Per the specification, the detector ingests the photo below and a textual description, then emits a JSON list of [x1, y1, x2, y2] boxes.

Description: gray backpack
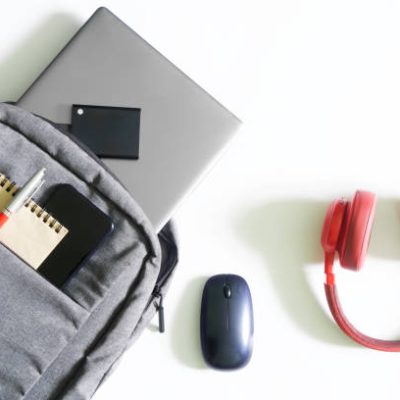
[[0, 102, 178, 399]]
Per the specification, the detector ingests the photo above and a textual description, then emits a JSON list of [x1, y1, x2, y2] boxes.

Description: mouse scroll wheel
[[223, 285, 232, 299]]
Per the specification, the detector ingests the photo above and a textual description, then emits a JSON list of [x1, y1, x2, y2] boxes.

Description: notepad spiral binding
[[0, 173, 65, 234], [0, 174, 17, 194]]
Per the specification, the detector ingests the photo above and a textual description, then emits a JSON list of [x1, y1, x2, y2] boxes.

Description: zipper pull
[[154, 289, 165, 333]]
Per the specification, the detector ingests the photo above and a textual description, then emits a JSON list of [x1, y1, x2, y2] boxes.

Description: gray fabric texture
[[0, 103, 162, 400]]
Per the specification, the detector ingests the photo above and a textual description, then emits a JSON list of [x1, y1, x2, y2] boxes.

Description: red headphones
[[321, 190, 400, 351]]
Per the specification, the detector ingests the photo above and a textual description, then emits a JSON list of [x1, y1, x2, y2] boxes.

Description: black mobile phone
[[38, 184, 114, 288]]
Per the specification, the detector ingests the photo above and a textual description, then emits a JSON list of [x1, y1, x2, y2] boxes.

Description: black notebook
[[38, 184, 114, 288]]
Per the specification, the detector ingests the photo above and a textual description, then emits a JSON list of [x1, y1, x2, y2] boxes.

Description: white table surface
[[3, 1, 400, 399]]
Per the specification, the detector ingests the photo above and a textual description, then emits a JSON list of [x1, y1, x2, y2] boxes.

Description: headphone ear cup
[[321, 199, 348, 254], [338, 191, 376, 271]]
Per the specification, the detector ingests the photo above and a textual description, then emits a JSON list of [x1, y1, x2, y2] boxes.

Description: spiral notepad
[[0, 173, 68, 269]]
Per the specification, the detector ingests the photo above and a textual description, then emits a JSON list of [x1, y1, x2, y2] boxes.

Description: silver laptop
[[18, 7, 241, 231]]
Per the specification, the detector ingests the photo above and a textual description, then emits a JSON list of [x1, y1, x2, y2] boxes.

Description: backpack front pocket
[[0, 245, 89, 400]]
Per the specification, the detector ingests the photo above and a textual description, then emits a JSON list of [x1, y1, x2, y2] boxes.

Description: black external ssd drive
[[71, 104, 141, 159]]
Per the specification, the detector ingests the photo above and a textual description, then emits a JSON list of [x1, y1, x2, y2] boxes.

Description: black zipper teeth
[[154, 240, 178, 290], [154, 272, 171, 294], [149, 259, 176, 304], [152, 258, 176, 296], [155, 262, 175, 289]]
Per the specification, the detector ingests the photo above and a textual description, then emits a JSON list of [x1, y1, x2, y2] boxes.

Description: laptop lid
[[17, 7, 241, 231]]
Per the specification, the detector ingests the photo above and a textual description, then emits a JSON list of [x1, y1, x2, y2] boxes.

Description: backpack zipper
[[151, 223, 178, 333], [152, 286, 165, 333]]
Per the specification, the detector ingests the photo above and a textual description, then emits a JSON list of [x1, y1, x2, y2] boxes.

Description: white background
[[2, 1, 400, 399]]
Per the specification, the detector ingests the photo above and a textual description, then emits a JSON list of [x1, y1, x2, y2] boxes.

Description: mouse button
[[233, 277, 251, 299], [202, 289, 228, 330], [226, 283, 253, 332], [223, 284, 232, 298]]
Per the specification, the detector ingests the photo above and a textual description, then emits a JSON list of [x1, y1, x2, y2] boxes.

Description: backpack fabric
[[0, 103, 176, 400]]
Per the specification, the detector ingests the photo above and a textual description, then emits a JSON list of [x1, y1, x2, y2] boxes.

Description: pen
[[0, 168, 46, 228]]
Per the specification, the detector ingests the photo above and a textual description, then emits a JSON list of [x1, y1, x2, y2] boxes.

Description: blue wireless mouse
[[200, 274, 254, 369]]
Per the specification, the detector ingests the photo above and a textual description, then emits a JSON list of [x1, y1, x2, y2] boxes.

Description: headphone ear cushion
[[338, 191, 376, 271], [321, 199, 348, 253]]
